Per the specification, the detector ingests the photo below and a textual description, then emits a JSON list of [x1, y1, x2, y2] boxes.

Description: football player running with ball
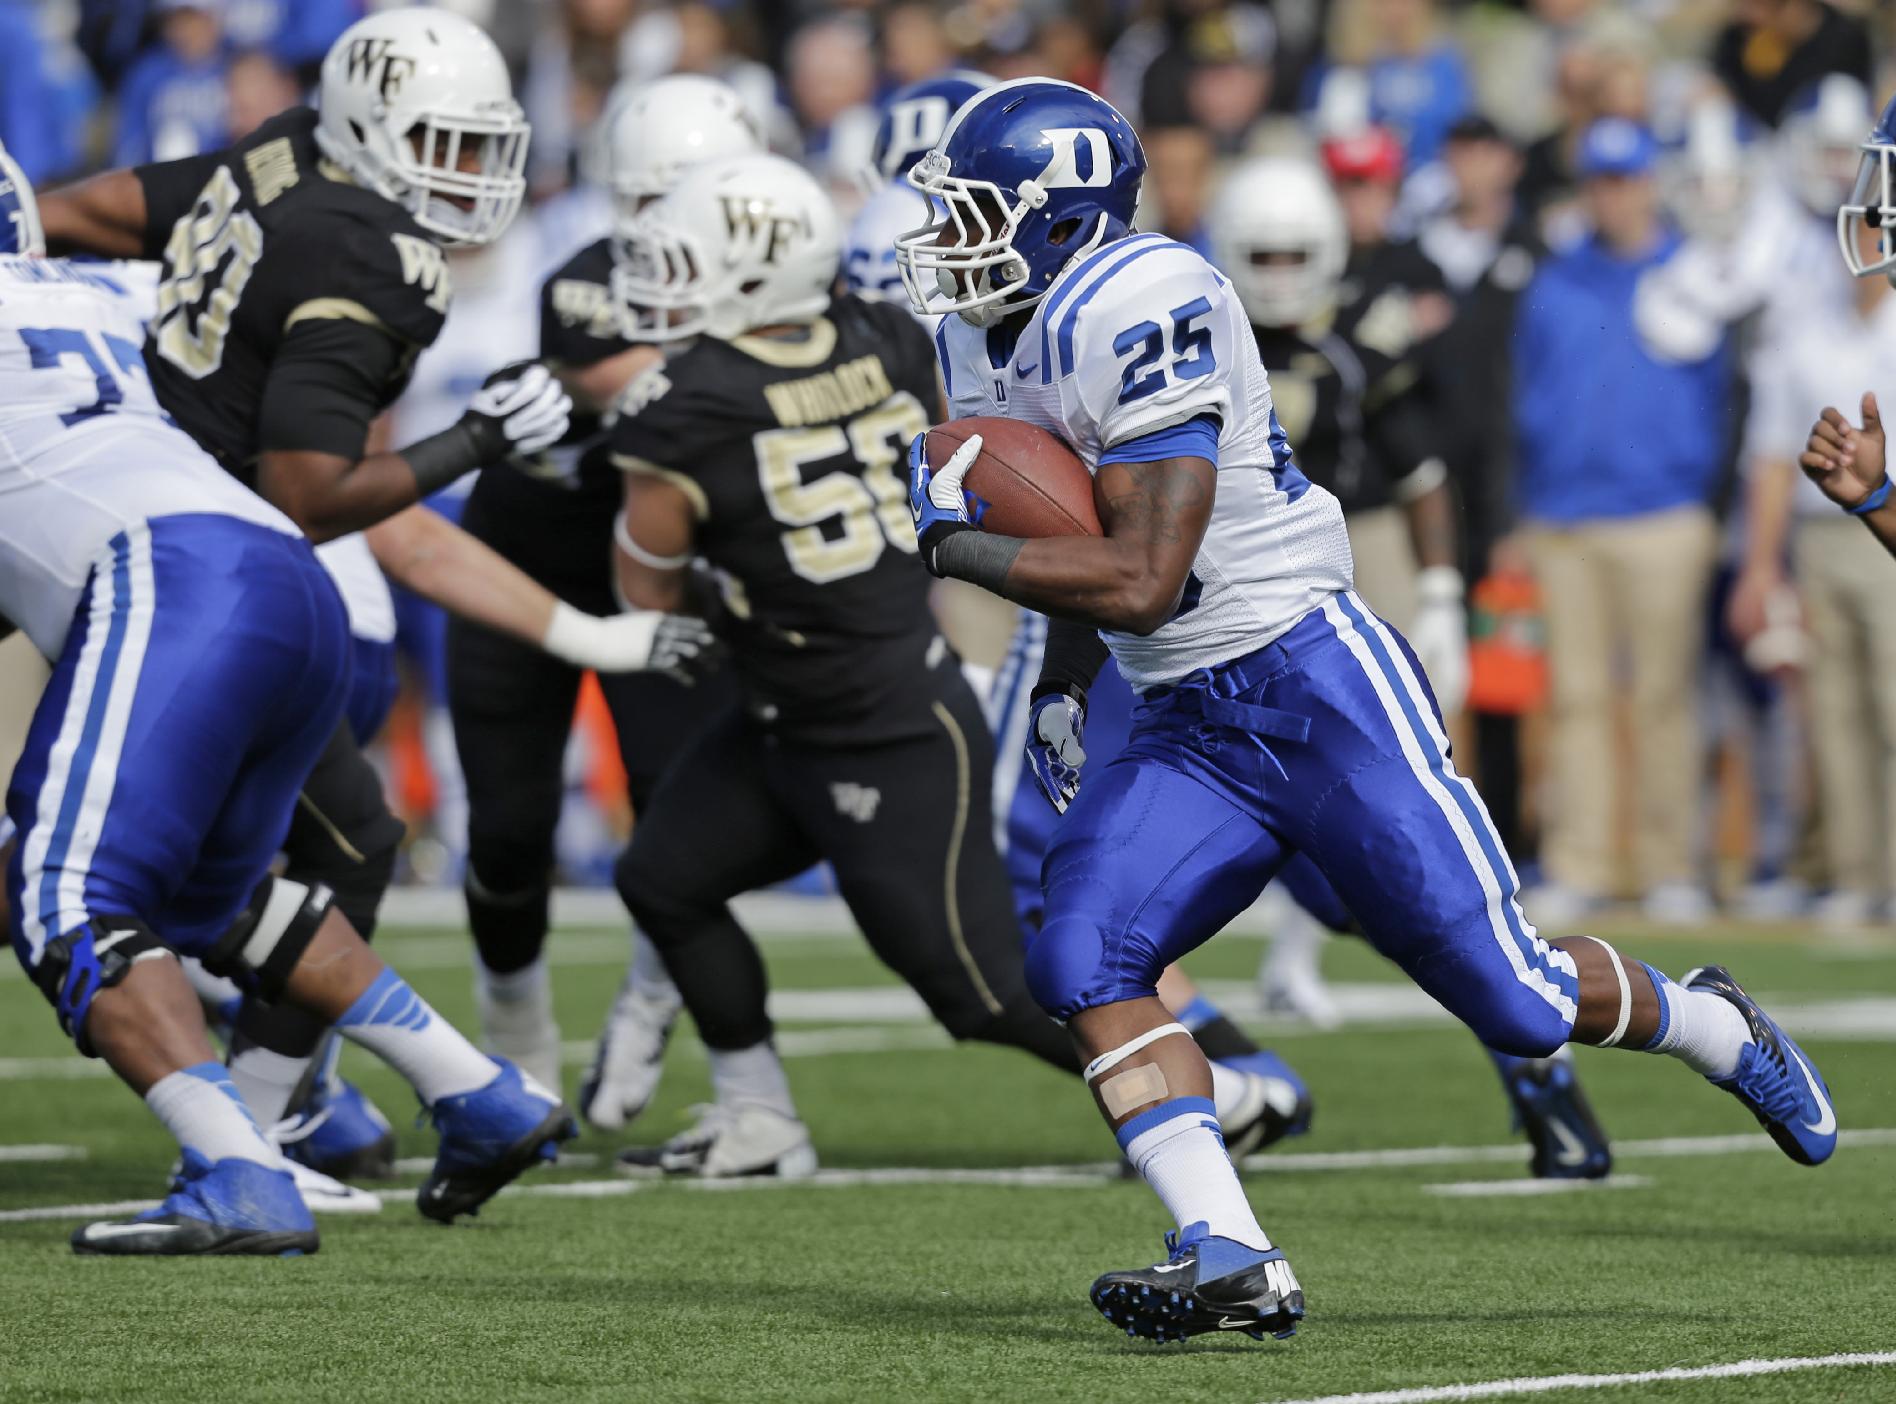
[[900, 80, 1838, 1343]]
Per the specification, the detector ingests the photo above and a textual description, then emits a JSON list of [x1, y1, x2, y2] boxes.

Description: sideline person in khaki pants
[[1508, 118, 1732, 924]]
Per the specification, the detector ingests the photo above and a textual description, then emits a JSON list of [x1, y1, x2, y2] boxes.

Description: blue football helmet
[[0, 140, 43, 257], [894, 79, 1146, 326], [865, 70, 994, 190], [1839, 91, 1896, 278]]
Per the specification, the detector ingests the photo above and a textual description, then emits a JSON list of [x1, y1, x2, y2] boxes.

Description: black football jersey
[[462, 237, 626, 586], [609, 295, 946, 744], [133, 106, 449, 481], [1252, 321, 1438, 516], [1334, 237, 1450, 363]]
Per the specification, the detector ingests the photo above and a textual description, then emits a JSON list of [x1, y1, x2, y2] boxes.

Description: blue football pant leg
[[1030, 753, 1288, 1021], [1283, 596, 1578, 1057]]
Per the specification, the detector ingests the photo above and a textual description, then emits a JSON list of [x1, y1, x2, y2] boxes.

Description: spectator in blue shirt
[[1308, 0, 1473, 166], [0, 1, 67, 184], [114, 0, 232, 167], [1511, 118, 1731, 927]]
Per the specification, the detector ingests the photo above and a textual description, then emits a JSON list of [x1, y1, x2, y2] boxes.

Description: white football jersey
[[843, 182, 933, 316], [0, 257, 292, 659], [935, 234, 1353, 689]]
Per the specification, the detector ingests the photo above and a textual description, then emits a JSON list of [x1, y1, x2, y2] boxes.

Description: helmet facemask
[[384, 107, 528, 247], [1839, 143, 1896, 279]]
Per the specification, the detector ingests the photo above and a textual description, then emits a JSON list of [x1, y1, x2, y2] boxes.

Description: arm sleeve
[[1033, 616, 1111, 701], [131, 148, 226, 258], [1071, 244, 1239, 452], [256, 318, 412, 461]]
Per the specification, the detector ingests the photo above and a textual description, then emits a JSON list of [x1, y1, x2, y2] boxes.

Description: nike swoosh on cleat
[[1788, 1048, 1837, 1136], [1547, 1117, 1591, 1167], [81, 1223, 180, 1241], [1151, 1262, 1192, 1273], [1216, 1317, 1254, 1330]]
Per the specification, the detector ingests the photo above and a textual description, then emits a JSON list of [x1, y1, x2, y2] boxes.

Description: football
[[926, 416, 1103, 538]]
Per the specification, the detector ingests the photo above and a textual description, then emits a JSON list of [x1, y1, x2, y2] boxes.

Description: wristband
[[930, 528, 1022, 591], [1849, 477, 1893, 516], [398, 419, 496, 497]]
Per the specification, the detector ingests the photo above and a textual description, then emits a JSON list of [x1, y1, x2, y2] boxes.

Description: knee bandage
[[202, 876, 334, 1001], [1577, 935, 1634, 1047], [1085, 1022, 1191, 1118]]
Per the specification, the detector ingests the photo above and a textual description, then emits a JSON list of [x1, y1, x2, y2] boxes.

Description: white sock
[[1208, 1060, 1247, 1122], [1119, 1098, 1271, 1251], [146, 1062, 285, 1168], [1642, 965, 1752, 1078], [337, 969, 498, 1103], [629, 929, 679, 1004], [227, 1044, 314, 1126], [479, 956, 548, 1004], [708, 1041, 798, 1118]]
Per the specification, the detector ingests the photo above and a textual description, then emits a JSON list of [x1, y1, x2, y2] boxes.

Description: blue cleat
[[1088, 1223, 1303, 1343], [72, 1150, 317, 1256], [417, 1059, 577, 1222], [1490, 1051, 1612, 1179], [279, 1078, 397, 1182], [1683, 966, 1838, 1166], [1216, 1050, 1314, 1157]]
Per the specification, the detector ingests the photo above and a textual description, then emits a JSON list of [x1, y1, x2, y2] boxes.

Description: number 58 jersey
[[935, 234, 1354, 689]]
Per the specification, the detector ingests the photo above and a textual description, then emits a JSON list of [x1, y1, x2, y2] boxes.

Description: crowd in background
[[7, 0, 1896, 929]]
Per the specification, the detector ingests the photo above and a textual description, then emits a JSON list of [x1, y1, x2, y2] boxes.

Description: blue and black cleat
[[1683, 965, 1838, 1166], [417, 1059, 577, 1222], [1089, 1223, 1304, 1344], [72, 1150, 318, 1257], [279, 1078, 398, 1182], [1217, 1049, 1314, 1157], [1490, 1051, 1612, 1179]]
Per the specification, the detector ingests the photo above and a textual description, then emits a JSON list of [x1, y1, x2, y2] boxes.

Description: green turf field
[[2, 917, 1892, 1404]]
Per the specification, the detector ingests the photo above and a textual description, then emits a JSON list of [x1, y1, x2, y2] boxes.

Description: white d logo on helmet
[[1038, 128, 1111, 189]]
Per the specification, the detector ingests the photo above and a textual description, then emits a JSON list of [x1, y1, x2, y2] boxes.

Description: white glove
[[542, 601, 717, 679], [470, 362, 573, 457], [1408, 565, 1469, 715]]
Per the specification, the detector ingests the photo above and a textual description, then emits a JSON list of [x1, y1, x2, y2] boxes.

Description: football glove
[[907, 430, 983, 570], [1408, 565, 1469, 715], [1026, 688, 1087, 814], [542, 602, 721, 682], [467, 361, 573, 460]]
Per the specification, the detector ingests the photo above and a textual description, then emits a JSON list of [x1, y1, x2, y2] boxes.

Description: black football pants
[[613, 663, 1077, 1074]]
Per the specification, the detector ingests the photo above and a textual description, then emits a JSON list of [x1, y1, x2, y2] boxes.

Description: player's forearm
[[1399, 475, 1458, 571], [1740, 458, 1796, 576], [1856, 500, 1896, 556], [365, 507, 556, 646], [37, 170, 148, 258], [260, 449, 432, 543], [939, 532, 1185, 636]]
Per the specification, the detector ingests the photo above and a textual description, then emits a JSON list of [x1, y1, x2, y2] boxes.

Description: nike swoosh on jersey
[[1014, 361, 1038, 379], [1790, 1048, 1837, 1135]]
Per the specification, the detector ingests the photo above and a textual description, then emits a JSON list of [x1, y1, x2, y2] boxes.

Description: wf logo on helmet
[[346, 38, 417, 102], [721, 196, 812, 265]]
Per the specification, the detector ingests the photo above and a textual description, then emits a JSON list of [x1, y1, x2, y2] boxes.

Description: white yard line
[[1260, 1352, 1896, 1404], [0, 1145, 85, 1163], [1422, 1175, 1650, 1198], [1242, 1127, 1896, 1172]]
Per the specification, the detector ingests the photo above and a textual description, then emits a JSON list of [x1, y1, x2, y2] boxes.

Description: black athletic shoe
[[1089, 1222, 1303, 1343], [1492, 1053, 1612, 1179]]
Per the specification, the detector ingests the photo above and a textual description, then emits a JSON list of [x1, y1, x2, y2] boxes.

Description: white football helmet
[[601, 75, 765, 249], [612, 154, 840, 343], [1779, 74, 1872, 218], [1207, 157, 1347, 329], [315, 7, 529, 247]]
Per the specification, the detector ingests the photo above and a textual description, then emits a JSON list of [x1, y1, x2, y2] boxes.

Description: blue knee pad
[[1024, 914, 1161, 1021]]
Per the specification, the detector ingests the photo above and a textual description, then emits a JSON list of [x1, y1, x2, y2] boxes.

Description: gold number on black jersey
[[754, 391, 928, 584], [152, 166, 263, 379]]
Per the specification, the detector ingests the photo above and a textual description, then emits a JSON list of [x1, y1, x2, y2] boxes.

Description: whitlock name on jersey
[[0, 257, 294, 658], [934, 234, 1354, 689]]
